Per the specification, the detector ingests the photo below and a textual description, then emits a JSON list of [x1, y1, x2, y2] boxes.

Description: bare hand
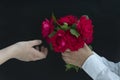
[[2, 40, 48, 62], [62, 43, 93, 67]]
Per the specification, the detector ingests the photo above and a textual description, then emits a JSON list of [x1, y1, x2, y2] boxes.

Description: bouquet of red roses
[[41, 14, 93, 71]]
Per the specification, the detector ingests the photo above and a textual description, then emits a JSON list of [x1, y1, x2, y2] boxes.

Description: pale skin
[[0, 40, 48, 65], [62, 43, 93, 67]]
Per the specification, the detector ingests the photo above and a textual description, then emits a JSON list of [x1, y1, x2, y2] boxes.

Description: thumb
[[28, 40, 42, 46]]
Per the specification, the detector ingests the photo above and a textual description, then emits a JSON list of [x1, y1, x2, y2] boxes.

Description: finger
[[35, 46, 39, 51], [36, 47, 48, 59], [78, 43, 87, 51], [29, 54, 41, 61], [60, 50, 70, 57], [84, 43, 90, 48], [65, 49, 71, 52], [61, 52, 68, 56], [62, 55, 67, 59], [28, 40, 42, 46], [43, 47, 48, 56], [31, 48, 42, 56], [30, 50, 46, 61], [41, 46, 48, 56], [41, 46, 44, 52], [32, 47, 47, 59], [84, 43, 91, 50], [84, 43, 88, 47], [61, 53, 71, 58], [62, 57, 70, 64], [31, 53, 43, 61], [41, 46, 48, 57]]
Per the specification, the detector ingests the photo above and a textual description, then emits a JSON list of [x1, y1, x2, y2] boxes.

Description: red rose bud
[[50, 30, 68, 52], [58, 15, 78, 26], [76, 15, 93, 44], [66, 30, 85, 51], [41, 19, 54, 38]]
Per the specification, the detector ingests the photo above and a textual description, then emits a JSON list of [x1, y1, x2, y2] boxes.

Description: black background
[[0, 0, 120, 80]]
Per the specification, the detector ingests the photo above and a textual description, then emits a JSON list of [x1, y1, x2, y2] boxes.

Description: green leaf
[[52, 13, 60, 25], [52, 13, 57, 23], [60, 23, 70, 30], [70, 29, 80, 38], [48, 31, 56, 38], [65, 64, 80, 72], [74, 67, 80, 72], [65, 64, 73, 71], [49, 43, 53, 50], [71, 24, 76, 29], [83, 15, 89, 19], [56, 26, 61, 30]]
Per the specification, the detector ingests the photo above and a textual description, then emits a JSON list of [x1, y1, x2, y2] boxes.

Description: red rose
[[58, 15, 78, 26], [50, 30, 68, 52], [77, 15, 93, 44], [66, 30, 84, 51], [41, 19, 54, 38]]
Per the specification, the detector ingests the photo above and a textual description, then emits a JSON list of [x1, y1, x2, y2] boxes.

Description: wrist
[[0, 47, 15, 65], [0, 50, 12, 61], [0, 45, 18, 60], [80, 51, 93, 67]]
